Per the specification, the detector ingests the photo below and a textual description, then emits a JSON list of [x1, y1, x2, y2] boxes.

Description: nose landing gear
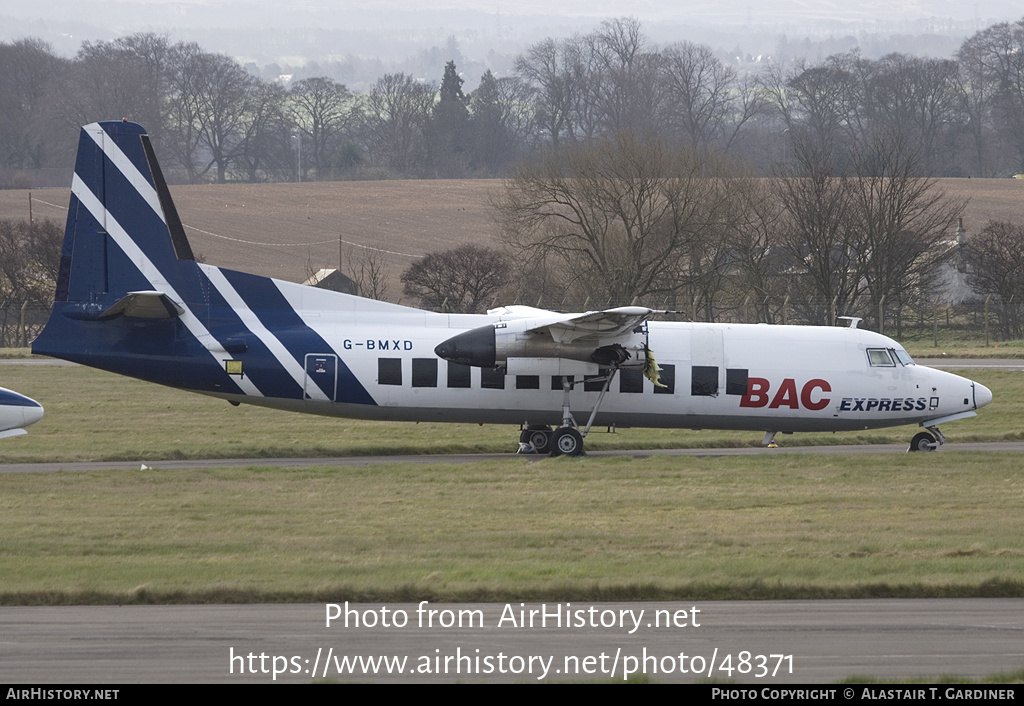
[[908, 426, 945, 452]]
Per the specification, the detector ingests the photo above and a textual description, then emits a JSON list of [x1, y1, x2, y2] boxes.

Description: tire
[[550, 427, 584, 457], [908, 431, 937, 452], [519, 425, 552, 454]]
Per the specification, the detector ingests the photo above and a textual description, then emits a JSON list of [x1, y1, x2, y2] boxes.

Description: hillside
[[2, 177, 1022, 304]]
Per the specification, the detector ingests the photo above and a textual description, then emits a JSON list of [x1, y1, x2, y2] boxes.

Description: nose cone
[[23, 402, 44, 428], [0, 387, 44, 436], [974, 382, 993, 409], [434, 326, 497, 368]]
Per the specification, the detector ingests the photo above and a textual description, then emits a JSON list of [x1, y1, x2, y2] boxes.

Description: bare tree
[[233, 79, 289, 182], [773, 167, 866, 325], [344, 246, 390, 302], [288, 77, 360, 179], [774, 130, 965, 330], [659, 41, 763, 156], [724, 180, 788, 323], [956, 33, 1001, 176], [963, 220, 1024, 338], [0, 39, 67, 173], [955, 20, 1024, 175], [582, 17, 663, 138], [362, 73, 435, 175], [764, 55, 862, 175], [0, 218, 61, 345], [401, 244, 509, 313], [850, 134, 966, 335], [868, 54, 962, 177], [64, 34, 172, 145], [515, 37, 578, 147], [495, 131, 745, 310], [166, 45, 259, 182]]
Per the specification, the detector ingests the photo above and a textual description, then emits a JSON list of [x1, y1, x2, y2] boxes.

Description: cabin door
[[304, 353, 338, 401]]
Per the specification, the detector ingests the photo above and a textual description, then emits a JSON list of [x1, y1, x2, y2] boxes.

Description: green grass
[[1, 364, 1020, 463], [1, 453, 1022, 604], [842, 667, 1024, 684], [2, 360, 1023, 606], [906, 341, 1024, 359], [0, 347, 35, 359]]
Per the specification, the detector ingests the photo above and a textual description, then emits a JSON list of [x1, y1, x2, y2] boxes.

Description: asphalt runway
[[1, 599, 1021, 683], [2, 441, 1024, 475]]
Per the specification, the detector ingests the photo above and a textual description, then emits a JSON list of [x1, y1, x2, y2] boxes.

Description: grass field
[[1, 452, 1022, 605], [0, 362, 1022, 604]]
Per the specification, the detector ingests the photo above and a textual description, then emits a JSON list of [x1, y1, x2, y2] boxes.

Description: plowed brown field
[[2, 177, 1021, 302]]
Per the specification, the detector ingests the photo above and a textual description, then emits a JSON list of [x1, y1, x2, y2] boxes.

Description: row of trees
[[1, 204, 1020, 347], [4, 16, 1024, 184], [405, 131, 969, 338], [398, 131, 1024, 341]]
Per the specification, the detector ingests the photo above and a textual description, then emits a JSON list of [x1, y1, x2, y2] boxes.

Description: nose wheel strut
[[908, 426, 945, 452]]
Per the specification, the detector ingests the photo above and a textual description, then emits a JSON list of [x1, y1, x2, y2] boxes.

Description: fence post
[[19, 301, 28, 347], [984, 295, 991, 347]]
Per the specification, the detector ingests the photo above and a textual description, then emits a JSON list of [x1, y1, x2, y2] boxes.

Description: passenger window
[[585, 369, 611, 391], [481, 367, 505, 389], [653, 364, 676, 395], [867, 349, 895, 367], [412, 358, 437, 387], [516, 375, 540, 390], [691, 366, 718, 396], [378, 358, 402, 385], [447, 362, 471, 388], [551, 376, 575, 390], [726, 368, 748, 396], [619, 369, 644, 393]]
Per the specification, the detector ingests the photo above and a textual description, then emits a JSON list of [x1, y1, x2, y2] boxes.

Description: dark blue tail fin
[[33, 121, 376, 406], [32, 121, 219, 387], [55, 120, 196, 306]]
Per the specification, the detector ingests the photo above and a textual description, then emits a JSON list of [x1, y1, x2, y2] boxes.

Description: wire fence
[[0, 304, 52, 348]]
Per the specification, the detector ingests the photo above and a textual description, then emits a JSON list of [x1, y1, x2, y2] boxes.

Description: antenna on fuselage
[[837, 316, 862, 329]]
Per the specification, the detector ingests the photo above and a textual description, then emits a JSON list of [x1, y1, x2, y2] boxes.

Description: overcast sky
[[3, 0, 1022, 71]]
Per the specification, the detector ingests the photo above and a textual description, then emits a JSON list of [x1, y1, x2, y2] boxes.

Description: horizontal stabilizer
[[100, 291, 185, 319]]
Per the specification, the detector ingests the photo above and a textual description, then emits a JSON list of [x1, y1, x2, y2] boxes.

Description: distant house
[[933, 219, 973, 306], [302, 268, 358, 295]]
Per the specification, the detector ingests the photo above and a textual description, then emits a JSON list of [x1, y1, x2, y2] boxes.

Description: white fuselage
[[210, 279, 990, 435]]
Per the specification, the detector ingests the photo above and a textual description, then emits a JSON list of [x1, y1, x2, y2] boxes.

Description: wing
[[538, 306, 659, 344]]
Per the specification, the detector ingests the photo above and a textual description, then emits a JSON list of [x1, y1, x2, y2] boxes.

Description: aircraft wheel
[[528, 424, 552, 450], [519, 425, 552, 454], [908, 431, 937, 452], [550, 427, 584, 457]]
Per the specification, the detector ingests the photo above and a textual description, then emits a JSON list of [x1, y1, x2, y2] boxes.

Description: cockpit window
[[892, 348, 915, 366], [867, 348, 895, 367]]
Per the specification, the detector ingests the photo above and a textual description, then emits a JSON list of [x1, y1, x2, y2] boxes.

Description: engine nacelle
[[434, 320, 647, 370]]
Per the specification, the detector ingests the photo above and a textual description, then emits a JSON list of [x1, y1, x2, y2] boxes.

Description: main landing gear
[[517, 370, 620, 457]]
